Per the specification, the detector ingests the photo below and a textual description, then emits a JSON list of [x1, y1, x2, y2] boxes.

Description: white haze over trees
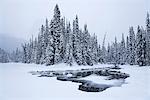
[[0, 0, 150, 46]]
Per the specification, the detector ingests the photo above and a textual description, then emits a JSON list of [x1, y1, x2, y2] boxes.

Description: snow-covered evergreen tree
[[101, 34, 107, 64], [146, 13, 150, 65], [45, 43, 54, 66], [26, 43, 31, 63], [64, 22, 73, 66], [45, 20, 55, 65], [36, 32, 42, 64], [59, 18, 66, 62], [129, 26, 136, 65], [136, 26, 146, 66], [120, 33, 126, 65], [114, 37, 119, 65], [82, 24, 93, 66], [80, 29, 86, 65], [22, 43, 28, 63], [29, 36, 35, 63], [97, 44, 103, 63], [12, 48, 22, 62], [0, 48, 9, 63], [61, 18, 66, 62], [33, 38, 38, 64], [106, 43, 111, 63], [109, 43, 115, 64], [91, 34, 98, 64], [44, 18, 49, 48], [126, 36, 130, 64], [141, 27, 147, 66], [72, 16, 83, 65], [52, 4, 63, 64], [40, 25, 46, 64]]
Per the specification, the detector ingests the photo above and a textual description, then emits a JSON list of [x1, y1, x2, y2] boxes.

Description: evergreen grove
[[1, 5, 150, 67]]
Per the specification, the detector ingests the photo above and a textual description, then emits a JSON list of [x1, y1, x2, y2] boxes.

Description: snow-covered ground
[[80, 75, 125, 86], [0, 63, 150, 100]]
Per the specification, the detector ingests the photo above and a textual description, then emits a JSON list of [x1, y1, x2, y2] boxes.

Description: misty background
[[0, 0, 150, 52]]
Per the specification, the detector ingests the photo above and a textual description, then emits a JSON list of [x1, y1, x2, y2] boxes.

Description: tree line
[[1, 4, 150, 67]]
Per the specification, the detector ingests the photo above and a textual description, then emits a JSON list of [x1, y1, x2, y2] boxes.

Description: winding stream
[[29, 67, 129, 92]]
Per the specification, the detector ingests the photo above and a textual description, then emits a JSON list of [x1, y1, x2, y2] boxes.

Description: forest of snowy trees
[[1, 5, 150, 67]]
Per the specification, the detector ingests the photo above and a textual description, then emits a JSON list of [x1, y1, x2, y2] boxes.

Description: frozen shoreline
[[0, 63, 150, 100]]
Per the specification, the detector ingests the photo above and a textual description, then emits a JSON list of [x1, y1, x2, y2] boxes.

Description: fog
[[0, 0, 149, 46]]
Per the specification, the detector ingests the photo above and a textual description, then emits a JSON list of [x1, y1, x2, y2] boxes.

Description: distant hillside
[[0, 34, 26, 53]]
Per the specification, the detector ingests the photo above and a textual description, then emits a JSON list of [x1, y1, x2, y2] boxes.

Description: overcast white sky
[[0, 0, 150, 45]]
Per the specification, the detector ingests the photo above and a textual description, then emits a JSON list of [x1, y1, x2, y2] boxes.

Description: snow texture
[[0, 63, 150, 100]]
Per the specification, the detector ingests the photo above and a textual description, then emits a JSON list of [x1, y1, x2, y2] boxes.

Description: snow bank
[[0, 63, 150, 100], [80, 75, 124, 86]]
